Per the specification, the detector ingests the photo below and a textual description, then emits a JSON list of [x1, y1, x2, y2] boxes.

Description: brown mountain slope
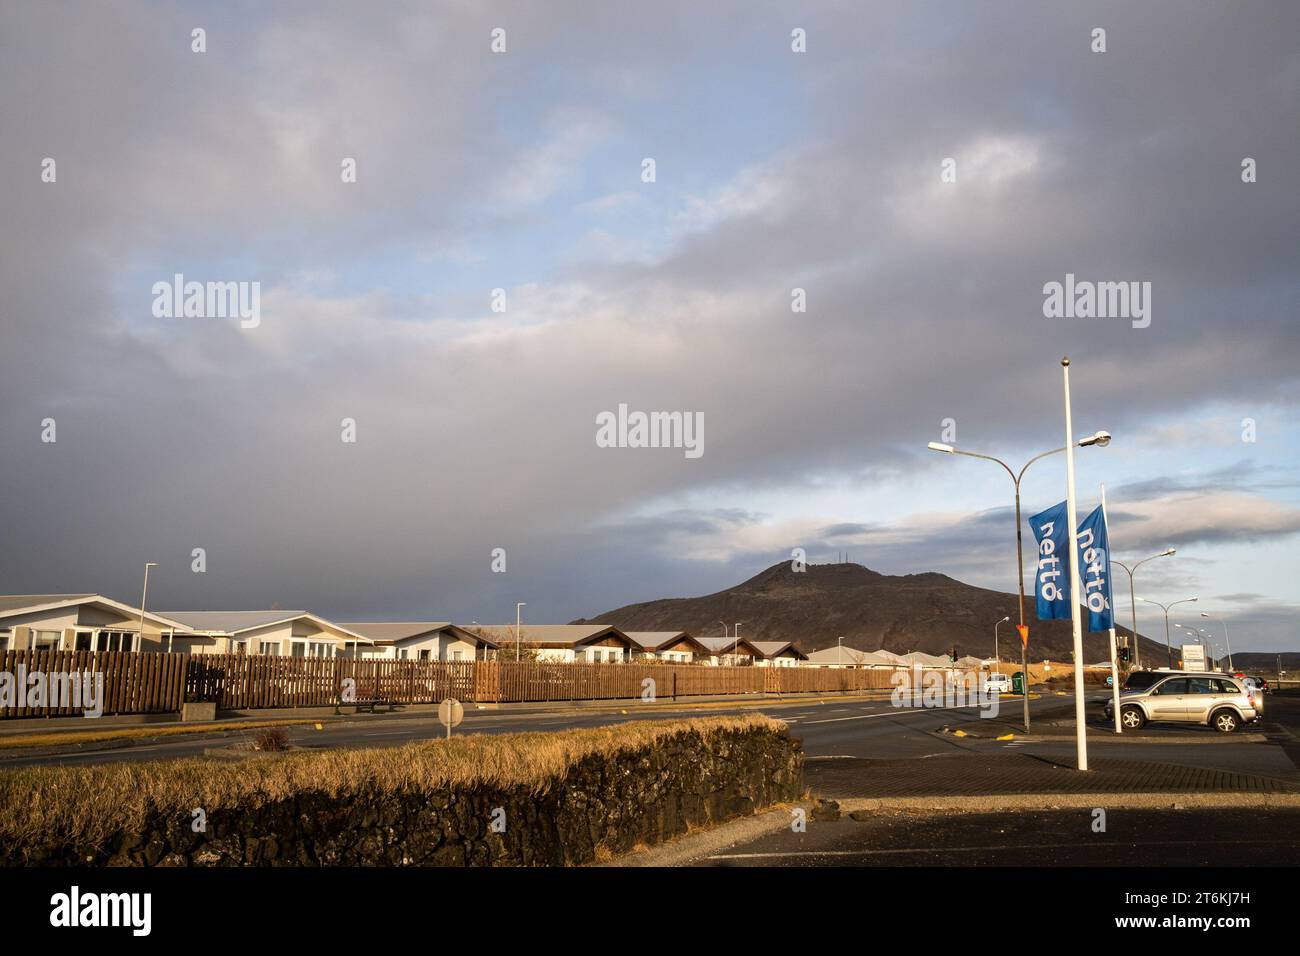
[[573, 562, 1169, 664]]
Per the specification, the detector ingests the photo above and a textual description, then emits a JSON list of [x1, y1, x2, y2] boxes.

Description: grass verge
[[0, 714, 786, 850]]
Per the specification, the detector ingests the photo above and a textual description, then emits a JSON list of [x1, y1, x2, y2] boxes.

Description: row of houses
[[802, 646, 991, 669], [0, 594, 808, 666]]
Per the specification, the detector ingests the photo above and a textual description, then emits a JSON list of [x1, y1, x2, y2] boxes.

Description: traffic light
[[1119, 647, 1130, 663], [950, 646, 957, 663]]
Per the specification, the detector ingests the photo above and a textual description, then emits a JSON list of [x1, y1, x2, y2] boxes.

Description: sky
[[2, 1, 1297, 651]]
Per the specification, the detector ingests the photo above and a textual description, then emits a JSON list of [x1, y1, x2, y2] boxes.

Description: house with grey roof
[[0, 593, 193, 653], [694, 635, 763, 666], [159, 610, 372, 657], [624, 630, 709, 663], [748, 640, 808, 667], [338, 622, 497, 661], [803, 646, 903, 668], [467, 624, 636, 663]]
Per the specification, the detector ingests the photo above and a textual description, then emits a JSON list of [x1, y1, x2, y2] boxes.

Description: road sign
[[1016, 624, 1029, 647], [439, 697, 464, 738], [1181, 644, 1206, 671]]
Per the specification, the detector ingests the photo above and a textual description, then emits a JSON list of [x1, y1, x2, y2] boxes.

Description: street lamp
[[1140, 596, 1198, 667], [926, 429, 1110, 732], [514, 602, 526, 662], [1201, 612, 1234, 671], [137, 562, 157, 653], [993, 616, 1010, 673], [1112, 549, 1176, 670]]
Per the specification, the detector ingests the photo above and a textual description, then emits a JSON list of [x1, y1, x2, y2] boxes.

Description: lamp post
[[514, 602, 526, 662], [1201, 612, 1233, 671], [1140, 596, 1198, 667], [927, 429, 1110, 733], [1112, 549, 1175, 670], [993, 616, 1009, 673], [137, 562, 157, 653]]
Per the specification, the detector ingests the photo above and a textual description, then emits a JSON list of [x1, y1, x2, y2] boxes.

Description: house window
[[451, 650, 464, 662], [259, 641, 280, 656], [75, 632, 93, 651], [291, 642, 307, 658], [398, 648, 409, 660], [33, 630, 61, 651], [0, 629, 9, 652]]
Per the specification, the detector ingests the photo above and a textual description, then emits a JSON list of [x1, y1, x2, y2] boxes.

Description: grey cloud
[[1, 1, 1297, 647]]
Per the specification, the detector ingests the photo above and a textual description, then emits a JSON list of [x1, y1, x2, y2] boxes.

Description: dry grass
[[0, 714, 784, 850], [251, 726, 290, 752], [0, 718, 321, 751]]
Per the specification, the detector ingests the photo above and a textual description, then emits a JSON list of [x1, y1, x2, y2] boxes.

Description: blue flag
[[1076, 505, 1114, 632], [1029, 500, 1071, 620]]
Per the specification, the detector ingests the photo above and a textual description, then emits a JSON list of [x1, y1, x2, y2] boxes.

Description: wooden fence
[[0, 649, 187, 719], [0, 652, 921, 718]]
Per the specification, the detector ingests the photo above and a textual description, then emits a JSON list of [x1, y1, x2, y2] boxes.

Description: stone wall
[[9, 721, 803, 866]]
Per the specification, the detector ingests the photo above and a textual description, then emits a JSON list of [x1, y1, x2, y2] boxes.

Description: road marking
[[806, 755, 859, 760], [803, 705, 985, 725]]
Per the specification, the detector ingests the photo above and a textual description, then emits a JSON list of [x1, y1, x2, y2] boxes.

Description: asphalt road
[[6, 690, 1300, 787], [1, 691, 1059, 767]]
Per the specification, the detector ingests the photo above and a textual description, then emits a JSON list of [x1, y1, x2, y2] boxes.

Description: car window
[[1153, 678, 1188, 695], [1124, 672, 1160, 690], [1187, 677, 1217, 694], [1213, 678, 1239, 693]]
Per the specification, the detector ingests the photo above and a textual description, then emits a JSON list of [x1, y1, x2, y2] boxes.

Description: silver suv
[[1103, 672, 1261, 733]]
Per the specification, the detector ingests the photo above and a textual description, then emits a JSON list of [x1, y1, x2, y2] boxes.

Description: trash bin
[[1011, 671, 1025, 695]]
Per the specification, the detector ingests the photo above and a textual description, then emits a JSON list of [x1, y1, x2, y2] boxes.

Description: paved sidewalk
[[807, 752, 1300, 798]]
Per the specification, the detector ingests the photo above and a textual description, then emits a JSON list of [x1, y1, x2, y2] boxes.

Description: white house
[[898, 651, 953, 668], [159, 610, 373, 657], [338, 622, 497, 661], [694, 636, 763, 666], [625, 631, 708, 663], [0, 594, 193, 653], [748, 641, 808, 667], [804, 646, 906, 669], [469, 624, 637, 663]]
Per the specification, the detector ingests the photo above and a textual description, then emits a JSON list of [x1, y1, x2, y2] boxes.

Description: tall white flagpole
[[1061, 357, 1089, 771], [1101, 483, 1122, 734]]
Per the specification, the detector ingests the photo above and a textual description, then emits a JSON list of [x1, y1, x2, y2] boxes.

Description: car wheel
[[1121, 706, 1145, 730], [1211, 709, 1239, 733]]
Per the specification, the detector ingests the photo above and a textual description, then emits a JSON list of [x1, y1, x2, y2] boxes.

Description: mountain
[[1225, 652, 1300, 673], [573, 561, 1170, 664]]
